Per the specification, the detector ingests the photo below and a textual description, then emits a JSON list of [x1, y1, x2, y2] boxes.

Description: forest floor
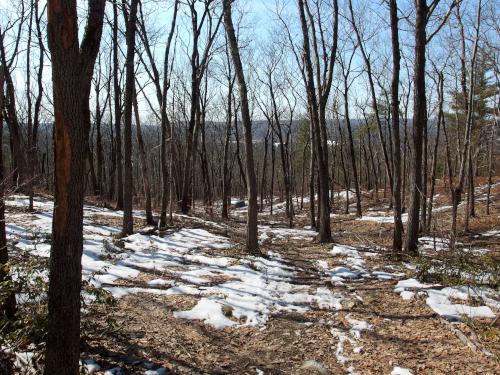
[[3, 179, 499, 374]]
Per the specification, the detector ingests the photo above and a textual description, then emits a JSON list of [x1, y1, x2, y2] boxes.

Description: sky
[[0, 0, 497, 125]]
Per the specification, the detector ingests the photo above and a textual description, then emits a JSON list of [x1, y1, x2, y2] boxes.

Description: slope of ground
[[2, 180, 499, 374]]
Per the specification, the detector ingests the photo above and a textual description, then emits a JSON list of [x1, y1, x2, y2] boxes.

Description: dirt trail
[[84, 237, 499, 374]]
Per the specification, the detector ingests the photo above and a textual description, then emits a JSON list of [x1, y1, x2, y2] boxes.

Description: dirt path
[[83, 238, 499, 374]]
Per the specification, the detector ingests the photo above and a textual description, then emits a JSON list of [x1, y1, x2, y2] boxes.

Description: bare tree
[[44, 0, 106, 373], [296, 0, 338, 242], [389, 0, 404, 253], [122, 0, 139, 236], [222, 0, 259, 254], [0, 62, 16, 321], [113, 0, 124, 209], [180, 0, 222, 214], [0, 7, 28, 191]]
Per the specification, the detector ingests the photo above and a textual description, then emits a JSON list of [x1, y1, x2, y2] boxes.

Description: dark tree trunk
[[390, 0, 404, 254], [260, 124, 270, 212], [0, 64, 16, 321], [309, 119, 316, 229], [0, 35, 27, 190], [134, 89, 155, 225], [426, 72, 443, 232], [404, 0, 427, 254], [44, 1, 106, 373], [223, 0, 259, 254], [486, 119, 495, 215], [222, 73, 233, 219], [121, 0, 139, 236], [342, 83, 362, 217], [298, 0, 333, 242], [113, 0, 124, 210]]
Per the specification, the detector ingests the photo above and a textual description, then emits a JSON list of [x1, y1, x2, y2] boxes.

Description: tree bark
[[297, 0, 333, 242], [44, 0, 106, 373], [223, 0, 259, 254], [113, 0, 124, 210], [0, 63, 16, 321], [122, 0, 139, 236], [404, 0, 427, 254], [390, 0, 404, 253], [134, 89, 154, 225], [427, 72, 443, 232]]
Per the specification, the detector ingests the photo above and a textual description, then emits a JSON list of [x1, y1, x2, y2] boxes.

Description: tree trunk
[[390, 0, 404, 254], [113, 0, 123, 210], [0, 64, 16, 321], [0, 36, 27, 190], [95, 96, 104, 196], [298, 0, 332, 242], [222, 79, 233, 219], [223, 0, 259, 254], [44, 1, 106, 373], [486, 119, 495, 215], [450, 0, 481, 248], [122, 0, 139, 236], [343, 85, 362, 217], [404, 0, 427, 254], [427, 72, 443, 232], [134, 89, 155, 225]]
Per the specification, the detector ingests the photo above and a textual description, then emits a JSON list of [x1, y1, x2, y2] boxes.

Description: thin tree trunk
[[222, 78, 233, 219], [390, 0, 403, 253], [343, 85, 362, 217], [113, 0, 123, 210], [134, 89, 154, 225], [486, 119, 495, 215], [223, 0, 259, 254], [404, 0, 428, 254], [450, 0, 481, 248], [427, 72, 443, 232], [0, 63, 16, 321], [121, 0, 138, 236]]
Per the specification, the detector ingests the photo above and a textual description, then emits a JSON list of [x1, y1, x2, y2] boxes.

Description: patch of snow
[[477, 230, 500, 238], [80, 359, 101, 374], [147, 278, 174, 286], [104, 368, 123, 375], [144, 369, 168, 375], [391, 367, 413, 375], [395, 280, 497, 321], [357, 212, 408, 224], [174, 298, 237, 329], [400, 291, 415, 300], [426, 288, 495, 321], [394, 278, 436, 292], [329, 314, 372, 372], [258, 225, 317, 243], [345, 316, 372, 339]]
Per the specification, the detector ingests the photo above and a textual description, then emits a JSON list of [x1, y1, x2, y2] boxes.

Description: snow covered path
[[5, 195, 499, 374], [6, 195, 341, 330]]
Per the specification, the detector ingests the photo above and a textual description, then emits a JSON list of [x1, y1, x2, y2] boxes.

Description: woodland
[[0, 0, 498, 374]]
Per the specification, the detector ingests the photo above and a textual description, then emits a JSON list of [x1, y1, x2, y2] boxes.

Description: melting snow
[[391, 367, 413, 375], [6, 195, 345, 330], [395, 279, 497, 321], [357, 212, 408, 224]]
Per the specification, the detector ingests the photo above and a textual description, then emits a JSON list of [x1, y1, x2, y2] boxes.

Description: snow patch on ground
[[330, 315, 372, 373], [258, 225, 317, 243], [357, 212, 408, 224], [6, 195, 345, 330], [395, 279, 497, 321], [322, 244, 396, 284], [391, 367, 413, 375]]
